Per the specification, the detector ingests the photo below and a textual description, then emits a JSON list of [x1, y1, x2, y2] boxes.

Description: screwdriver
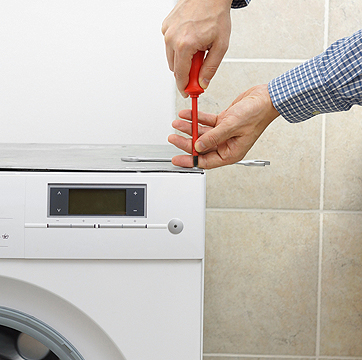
[[185, 51, 205, 168]]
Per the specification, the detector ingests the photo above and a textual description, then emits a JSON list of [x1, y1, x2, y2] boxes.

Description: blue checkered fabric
[[231, 0, 250, 9], [269, 29, 362, 123]]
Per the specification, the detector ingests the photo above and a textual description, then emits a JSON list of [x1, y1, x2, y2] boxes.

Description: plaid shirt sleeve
[[231, 0, 251, 9], [268, 29, 362, 123]]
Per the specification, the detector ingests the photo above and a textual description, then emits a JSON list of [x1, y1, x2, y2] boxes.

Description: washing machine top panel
[[0, 143, 203, 173]]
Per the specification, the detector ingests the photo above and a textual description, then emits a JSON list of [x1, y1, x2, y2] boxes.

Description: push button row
[[25, 223, 167, 229], [25, 218, 183, 234]]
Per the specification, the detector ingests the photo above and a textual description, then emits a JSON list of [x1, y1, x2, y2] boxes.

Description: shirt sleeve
[[231, 0, 251, 9], [268, 29, 362, 123]]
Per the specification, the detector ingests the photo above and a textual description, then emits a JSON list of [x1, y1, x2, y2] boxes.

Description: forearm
[[269, 29, 362, 123]]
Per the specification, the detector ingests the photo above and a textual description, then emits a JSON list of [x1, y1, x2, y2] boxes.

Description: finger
[[172, 119, 192, 137], [198, 45, 228, 90], [178, 109, 218, 127], [172, 119, 213, 138], [165, 47, 175, 72], [168, 134, 192, 154], [174, 49, 193, 98], [171, 154, 194, 168], [178, 109, 192, 121], [162, 21, 176, 72]]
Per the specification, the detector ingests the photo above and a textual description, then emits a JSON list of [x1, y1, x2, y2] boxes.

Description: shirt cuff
[[231, 0, 250, 9], [268, 56, 351, 123]]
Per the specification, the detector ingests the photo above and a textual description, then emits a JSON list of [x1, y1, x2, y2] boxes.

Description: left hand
[[168, 84, 280, 169]]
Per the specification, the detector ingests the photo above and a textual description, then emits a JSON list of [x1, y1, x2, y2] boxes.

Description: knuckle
[[175, 38, 194, 53], [161, 22, 167, 35]]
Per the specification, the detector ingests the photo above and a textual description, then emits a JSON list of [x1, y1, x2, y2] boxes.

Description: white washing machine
[[0, 144, 205, 360]]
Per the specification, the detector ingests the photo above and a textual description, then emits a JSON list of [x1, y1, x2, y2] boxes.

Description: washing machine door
[[0, 274, 127, 360], [0, 307, 83, 360]]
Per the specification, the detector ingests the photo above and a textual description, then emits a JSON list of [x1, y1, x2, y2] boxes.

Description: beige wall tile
[[321, 213, 362, 356], [204, 211, 319, 355], [324, 107, 362, 210], [319, 359, 362, 360], [320, 359, 362, 360], [227, 0, 324, 59], [206, 114, 321, 210], [176, 62, 322, 210], [204, 358, 310, 360], [177, 62, 301, 116], [329, 0, 362, 44]]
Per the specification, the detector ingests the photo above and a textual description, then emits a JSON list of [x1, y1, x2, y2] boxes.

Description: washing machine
[[0, 144, 205, 360]]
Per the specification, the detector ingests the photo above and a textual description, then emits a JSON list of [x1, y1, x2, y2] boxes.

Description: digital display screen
[[68, 189, 127, 215]]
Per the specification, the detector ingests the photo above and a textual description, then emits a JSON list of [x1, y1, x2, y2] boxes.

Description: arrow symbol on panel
[[57, 191, 62, 195], [57, 208, 62, 213]]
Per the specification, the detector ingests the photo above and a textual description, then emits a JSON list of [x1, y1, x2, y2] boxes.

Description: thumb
[[195, 116, 234, 153], [198, 46, 227, 90]]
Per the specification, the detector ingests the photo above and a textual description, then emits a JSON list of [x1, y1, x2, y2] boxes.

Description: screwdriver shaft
[[191, 96, 199, 167]]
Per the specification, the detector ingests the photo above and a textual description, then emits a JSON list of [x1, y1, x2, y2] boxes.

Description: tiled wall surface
[[175, 0, 362, 358]]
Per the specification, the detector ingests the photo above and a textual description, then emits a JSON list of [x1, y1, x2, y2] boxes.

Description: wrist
[[266, 86, 280, 121]]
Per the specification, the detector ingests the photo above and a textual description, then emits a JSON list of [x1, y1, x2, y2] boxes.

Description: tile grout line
[[316, 0, 330, 357], [316, 211, 323, 359], [206, 208, 362, 214], [316, 113, 326, 358]]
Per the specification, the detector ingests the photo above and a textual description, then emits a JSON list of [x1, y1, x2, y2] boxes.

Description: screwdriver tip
[[193, 156, 198, 168]]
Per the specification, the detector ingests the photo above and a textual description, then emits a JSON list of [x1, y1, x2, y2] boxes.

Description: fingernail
[[200, 78, 210, 90], [195, 140, 206, 152]]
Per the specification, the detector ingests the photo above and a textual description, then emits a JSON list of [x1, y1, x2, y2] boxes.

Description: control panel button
[[99, 224, 123, 229], [123, 224, 146, 229], [49, 188, 69, 216], [126, 188, 145, 217], [146, 224, 168, 229], [25, 223, 47, 228], [168, 219, 184, 235], [71, 224, 95, 228], [47, 224, 71, 228]]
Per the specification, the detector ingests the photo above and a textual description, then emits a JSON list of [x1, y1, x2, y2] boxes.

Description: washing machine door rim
[[0, 306, 84, 360]]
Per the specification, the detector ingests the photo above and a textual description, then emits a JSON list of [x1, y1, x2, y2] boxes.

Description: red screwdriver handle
[[185, 51, 205, 96], [185, 51, 205, 165]]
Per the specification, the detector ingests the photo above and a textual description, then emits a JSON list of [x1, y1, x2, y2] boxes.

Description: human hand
[[161, 0, 233, 97], [168, 84, 280, 169]]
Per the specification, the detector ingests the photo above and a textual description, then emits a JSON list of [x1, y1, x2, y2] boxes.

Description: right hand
[[161, 0, 233, 97]]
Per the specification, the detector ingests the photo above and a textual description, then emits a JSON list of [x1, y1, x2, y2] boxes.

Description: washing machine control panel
[[0, 172, 205, 259], [49, 184, 146, 217]]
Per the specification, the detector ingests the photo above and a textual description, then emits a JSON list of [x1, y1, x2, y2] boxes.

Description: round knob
[[168, 219, 184, 235]]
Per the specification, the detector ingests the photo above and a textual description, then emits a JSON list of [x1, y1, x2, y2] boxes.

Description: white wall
[[0, 0, 175, 144]]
